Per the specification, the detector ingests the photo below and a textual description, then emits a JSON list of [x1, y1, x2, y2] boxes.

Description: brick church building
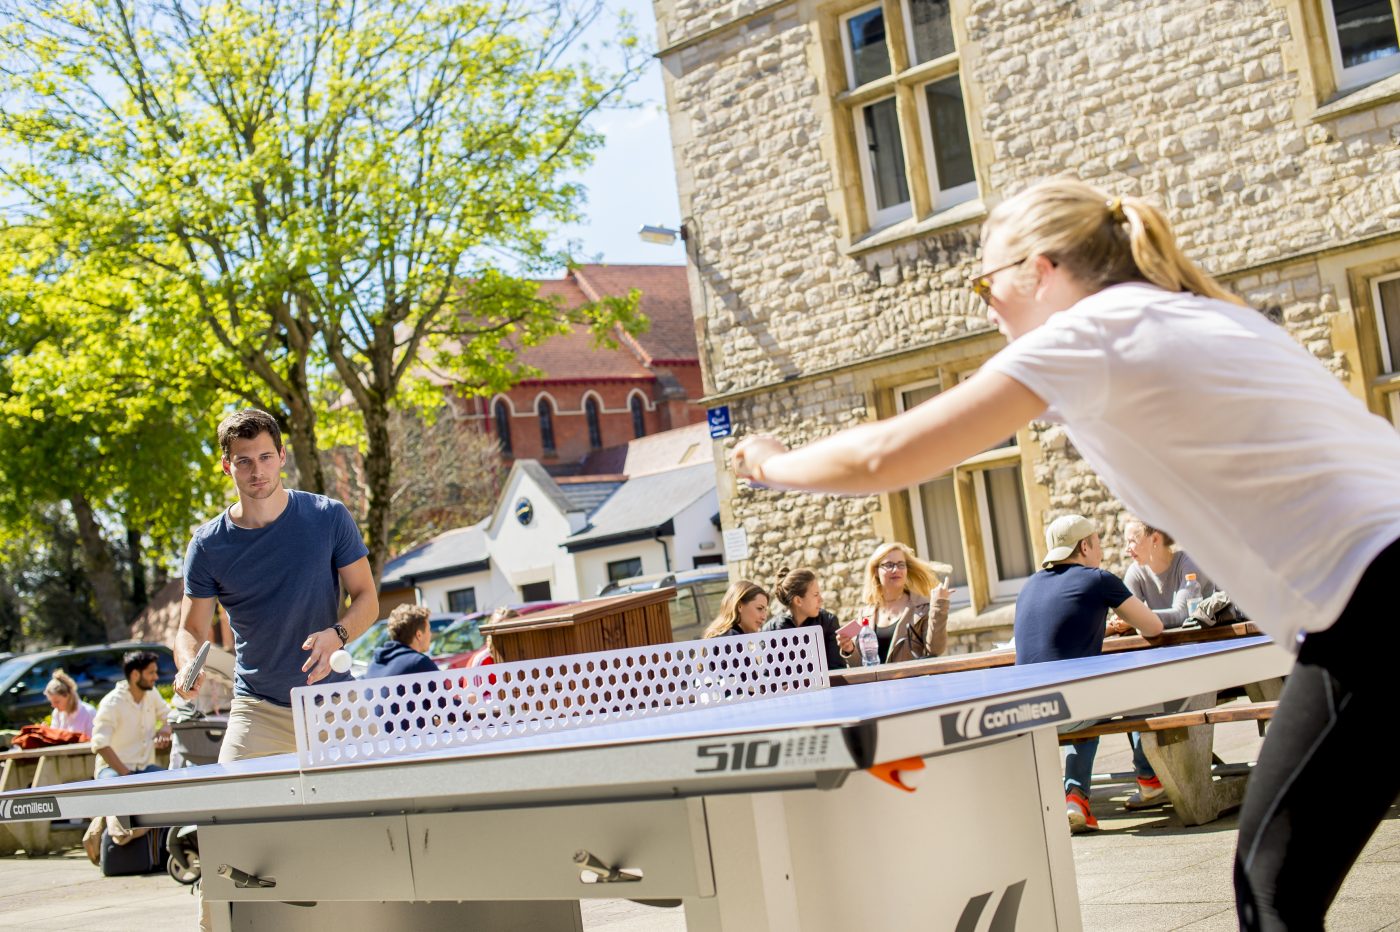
[[456, 264, 706, 469]]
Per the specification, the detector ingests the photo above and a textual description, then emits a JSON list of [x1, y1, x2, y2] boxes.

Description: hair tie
[[1106, 197, 1127, 223]]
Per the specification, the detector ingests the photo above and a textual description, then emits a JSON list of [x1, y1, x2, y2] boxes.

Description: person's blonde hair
[[983, 177, 1245, 306], [862, 542, 942, 607], [703, 580, 769, 638], [388, 603, 431, 645], [43, 669, 79, 703]]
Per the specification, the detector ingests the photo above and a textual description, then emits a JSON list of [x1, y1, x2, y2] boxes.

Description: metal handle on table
[[217, 863, 276, 889], [573, 849, 642, 883]]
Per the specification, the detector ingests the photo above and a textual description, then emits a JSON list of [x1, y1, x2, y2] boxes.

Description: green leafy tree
[[0, 0, 647, 576], [0, 228, 228, 640]]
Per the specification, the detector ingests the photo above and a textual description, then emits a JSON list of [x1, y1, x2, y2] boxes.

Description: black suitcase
[[99, 827, 169, 877]]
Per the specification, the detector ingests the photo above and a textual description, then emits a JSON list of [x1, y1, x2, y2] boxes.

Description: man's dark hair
[[122, 650, 161, 680], [217, 409, 283, 459]]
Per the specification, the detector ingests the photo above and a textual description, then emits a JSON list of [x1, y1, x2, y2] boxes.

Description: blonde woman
[[702, 580, 770, 638], [837, 543, 951, 666], [732, 177, 1400, 930], [44, 669, 97, 737]]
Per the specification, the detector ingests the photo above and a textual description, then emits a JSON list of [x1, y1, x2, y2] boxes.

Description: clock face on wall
[[514, 497, 534, 526]]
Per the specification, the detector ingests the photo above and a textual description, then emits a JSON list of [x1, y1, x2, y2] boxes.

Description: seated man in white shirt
[[91, 650, 172, 779]]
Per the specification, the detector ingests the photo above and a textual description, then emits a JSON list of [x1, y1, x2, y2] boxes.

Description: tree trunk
[[361, 410, 394, 582], [126, 525, 148, 613], [282, 405, 327, 495], [70, 493, 131, 642]]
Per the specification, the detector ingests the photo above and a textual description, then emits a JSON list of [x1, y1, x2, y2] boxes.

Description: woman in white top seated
[[1119, 519, 1215, 630], [731, 177, 1400, 931], [45, 669, 97, 738]]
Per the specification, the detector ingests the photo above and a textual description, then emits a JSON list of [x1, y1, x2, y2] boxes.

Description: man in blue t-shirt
[[1014, 514, 1161, 834], [173, 409, 379, 764]]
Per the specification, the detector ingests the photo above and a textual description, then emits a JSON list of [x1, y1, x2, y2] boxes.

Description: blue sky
[[548, 0, 686, 269]]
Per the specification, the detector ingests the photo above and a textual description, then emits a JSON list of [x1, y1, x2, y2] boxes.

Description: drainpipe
[[655, 529, 672, 572]]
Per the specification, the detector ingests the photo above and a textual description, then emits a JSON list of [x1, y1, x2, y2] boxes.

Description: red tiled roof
[[573, 265, 697, 365]]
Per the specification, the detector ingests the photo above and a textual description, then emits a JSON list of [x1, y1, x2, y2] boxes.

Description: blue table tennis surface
[[8, 636, 1276, 800]]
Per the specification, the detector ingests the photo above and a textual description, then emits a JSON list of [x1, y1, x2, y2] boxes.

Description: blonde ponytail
[[985, 178, 1245, 307]]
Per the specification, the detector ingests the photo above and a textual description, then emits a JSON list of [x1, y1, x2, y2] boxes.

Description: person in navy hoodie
[[366, 604, 439, 679]]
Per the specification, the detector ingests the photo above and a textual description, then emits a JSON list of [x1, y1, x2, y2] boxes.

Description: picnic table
[[830, 622, 1287, 825]]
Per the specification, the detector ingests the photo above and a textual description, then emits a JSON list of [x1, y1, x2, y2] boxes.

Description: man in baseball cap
[[1014, 514, 1163, 833]]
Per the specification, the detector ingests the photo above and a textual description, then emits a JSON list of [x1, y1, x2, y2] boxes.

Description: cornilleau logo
[[0, 796, 60, 821], [940, 692, 1070, 744], [956, 880, 1027, 932]]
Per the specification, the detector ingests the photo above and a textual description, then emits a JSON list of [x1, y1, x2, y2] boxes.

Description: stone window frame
[[1285, 0, 1400, 119], [820, 0, 987, 248], [1344, 253, 1400, 428], [888, 359, 1041, 615]]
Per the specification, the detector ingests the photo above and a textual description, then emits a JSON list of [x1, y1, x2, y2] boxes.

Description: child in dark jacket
[[366, 604, 439, 679]]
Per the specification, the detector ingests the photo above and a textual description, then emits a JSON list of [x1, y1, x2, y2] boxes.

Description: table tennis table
[[0, 630, 1293, 932]]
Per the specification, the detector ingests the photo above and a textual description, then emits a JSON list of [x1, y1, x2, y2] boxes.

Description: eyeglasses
[[878, 561, 908, 572], [969, 256, 1029, 305]]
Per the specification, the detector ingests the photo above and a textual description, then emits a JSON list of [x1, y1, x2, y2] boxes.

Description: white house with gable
[[380, 423, 722, 614]]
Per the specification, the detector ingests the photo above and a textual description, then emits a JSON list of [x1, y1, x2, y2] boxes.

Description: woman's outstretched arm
[[731, 371, 1047, 495]]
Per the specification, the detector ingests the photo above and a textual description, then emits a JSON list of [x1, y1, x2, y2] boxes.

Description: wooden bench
[[1060, 700, 1276, 826]]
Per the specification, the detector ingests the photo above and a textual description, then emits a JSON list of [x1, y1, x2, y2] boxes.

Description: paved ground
[[3, 719, 1397, 931]]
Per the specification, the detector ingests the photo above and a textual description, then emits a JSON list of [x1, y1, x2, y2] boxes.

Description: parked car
[[435, 601, 575, 669], [0, 642, 178, 729], [345, 613, 468, 678], [597, 566, 731, 642]]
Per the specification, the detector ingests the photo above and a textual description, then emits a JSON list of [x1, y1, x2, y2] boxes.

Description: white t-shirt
[[983, 282, 1400, 649]]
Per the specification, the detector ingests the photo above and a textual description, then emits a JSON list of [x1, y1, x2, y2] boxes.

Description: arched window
[[585, 396, 602, 449], [493, 400, 512, 456], [537, 398, 556, 454], [630, 394, 646, 438]]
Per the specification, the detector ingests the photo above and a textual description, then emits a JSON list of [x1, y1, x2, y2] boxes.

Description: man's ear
[[221, 458, 231, 477]]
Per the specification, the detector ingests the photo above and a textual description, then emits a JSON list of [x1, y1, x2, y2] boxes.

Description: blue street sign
[[707, 406, 733, 439]]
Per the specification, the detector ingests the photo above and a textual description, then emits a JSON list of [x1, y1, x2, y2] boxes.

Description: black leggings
[[1235, 537, 1400, 930]]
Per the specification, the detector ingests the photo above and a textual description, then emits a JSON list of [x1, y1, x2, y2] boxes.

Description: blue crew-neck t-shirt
[[183, 490, 369, 705], [1014, 564, 1132, 665]]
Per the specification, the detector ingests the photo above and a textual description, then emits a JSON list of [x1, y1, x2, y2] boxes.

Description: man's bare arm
[[301, 557, 379, 685], [96, 746, 129, 776]]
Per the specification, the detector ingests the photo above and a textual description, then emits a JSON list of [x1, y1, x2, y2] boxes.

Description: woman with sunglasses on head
[[731, 176, 1400, 931], [702, 579, 771, 638], [837, 542, 952, 666]]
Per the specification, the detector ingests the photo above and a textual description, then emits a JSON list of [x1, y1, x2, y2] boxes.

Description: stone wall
[[657, 0, 1400, 632]]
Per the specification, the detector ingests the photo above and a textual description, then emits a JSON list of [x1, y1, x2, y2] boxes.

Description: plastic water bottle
[[1181, 573, 1202, 621], [859, 621, 881, 667]]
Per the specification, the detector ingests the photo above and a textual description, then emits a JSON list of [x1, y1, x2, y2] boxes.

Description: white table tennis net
[[290, 628, 828, 769]]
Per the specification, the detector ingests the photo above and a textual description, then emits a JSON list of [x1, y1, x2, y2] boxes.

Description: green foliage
[[0, 0, 650, 574]]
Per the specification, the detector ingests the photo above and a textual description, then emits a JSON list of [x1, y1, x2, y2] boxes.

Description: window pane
[[631, 396, 646, 438], [1378, 277, 1400, 373], [863, 98, 909, 211], [924, 77, 976, 191], [915, 474, 967, 590], [1332, 0, 1400, 67], [607, 558, 643, 582], [907, 0, 955, 63], [521, 580, 552, 602], [586, 398, 602, 449], [846, 7, 891, 86], [447, 588, 477, 614], [537, 400, 555, 453], [984, 466, 1033, 581], [494, 401, 512, 455]]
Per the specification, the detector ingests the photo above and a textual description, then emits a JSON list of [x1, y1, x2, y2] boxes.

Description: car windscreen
[[433, 620, 484, 655], [0, 656, 31, 691]]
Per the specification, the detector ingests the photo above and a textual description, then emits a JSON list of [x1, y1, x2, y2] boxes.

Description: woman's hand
[[836, 631, 855, 654], [934, 582, 953, 602], [1105, 619, 1133, 637], [731, 436, 789, 483]]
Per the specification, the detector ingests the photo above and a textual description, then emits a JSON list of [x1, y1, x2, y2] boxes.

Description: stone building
[[652, 0, 1400, 647], [454, 264, 707, 470]]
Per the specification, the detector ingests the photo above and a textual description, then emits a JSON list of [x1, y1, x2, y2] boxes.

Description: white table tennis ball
[[330, 649, 353, 674]]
